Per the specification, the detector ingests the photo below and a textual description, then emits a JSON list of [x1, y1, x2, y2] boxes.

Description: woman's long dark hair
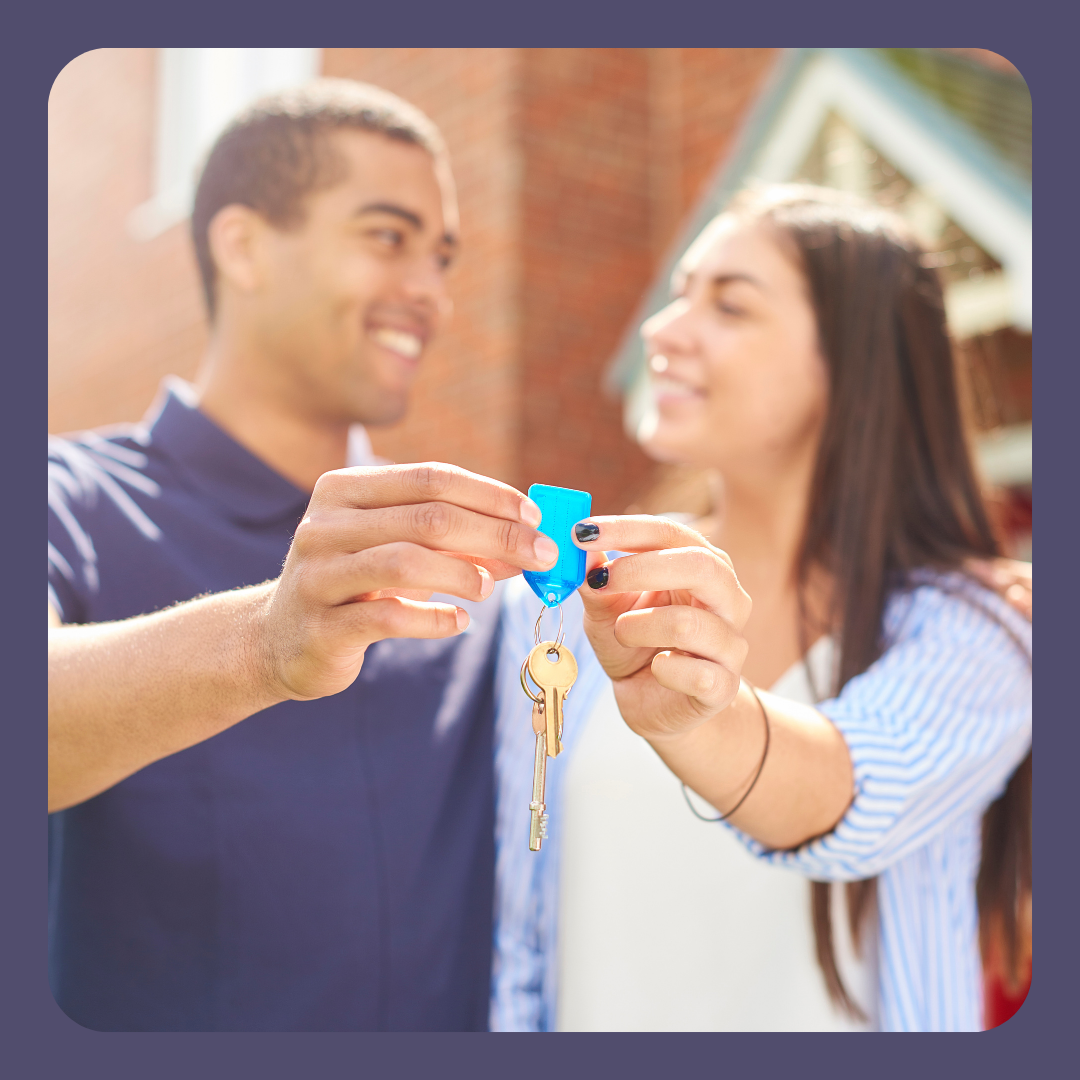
[[728, 185, 1031, 1017]]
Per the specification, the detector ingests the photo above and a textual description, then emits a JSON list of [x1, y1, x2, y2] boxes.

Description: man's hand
[[258, 463, 558, 701], [572, 515, 752, 741], [49, 462, 557, 811], [965, 557, 1032, 621]]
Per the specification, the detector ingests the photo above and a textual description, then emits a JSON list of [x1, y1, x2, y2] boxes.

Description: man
[[48, 79, 559, 1031]]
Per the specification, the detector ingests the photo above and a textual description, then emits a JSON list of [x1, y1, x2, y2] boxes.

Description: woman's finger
[[572, 514, 734, 570], [649, 650, 741, 716], [614, 605, 748, 673], [584, 547, 751, 629]]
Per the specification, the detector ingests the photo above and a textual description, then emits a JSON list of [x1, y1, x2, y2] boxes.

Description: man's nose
[[401, 255, 452, 318]]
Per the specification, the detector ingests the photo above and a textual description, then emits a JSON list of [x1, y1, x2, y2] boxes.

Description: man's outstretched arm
[[50, 586, 286, 812], [49, 463, 557, 813]]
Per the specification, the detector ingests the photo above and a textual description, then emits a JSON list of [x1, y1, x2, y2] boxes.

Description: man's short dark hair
[[191, 78, 446, 319]]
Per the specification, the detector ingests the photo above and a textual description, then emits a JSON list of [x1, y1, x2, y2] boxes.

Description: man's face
[[247, 129, 459, 427]]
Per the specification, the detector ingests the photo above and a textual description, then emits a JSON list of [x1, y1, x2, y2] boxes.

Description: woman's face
[[640, 215, 830, 480]]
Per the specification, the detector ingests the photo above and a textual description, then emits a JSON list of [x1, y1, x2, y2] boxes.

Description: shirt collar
[[144, 377, 311, 526]]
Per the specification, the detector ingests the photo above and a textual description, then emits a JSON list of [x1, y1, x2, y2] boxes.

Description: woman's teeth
[[652, 375, 700, 399], [371, 327, 423, 359]]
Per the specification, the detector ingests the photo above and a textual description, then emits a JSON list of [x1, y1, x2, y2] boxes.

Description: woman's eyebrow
[[672, 269, 767, 295], [710, 272, 766, 291]]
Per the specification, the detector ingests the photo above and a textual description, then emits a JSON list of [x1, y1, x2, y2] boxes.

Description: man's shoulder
[[49, 425, 163, 522], [49, 425, 174, 622]]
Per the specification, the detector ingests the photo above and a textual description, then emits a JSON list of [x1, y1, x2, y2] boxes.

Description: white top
[[491, 570, 1031, 1031], [553, 635, 873, 1031]]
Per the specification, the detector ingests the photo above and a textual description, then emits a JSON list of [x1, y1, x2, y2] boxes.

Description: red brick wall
[[517, 48, 655, 512], [48, 48, 780, 513], [676, 49, 778, 217], [48, 49, 208, 434], [321, 49, 524, 486]]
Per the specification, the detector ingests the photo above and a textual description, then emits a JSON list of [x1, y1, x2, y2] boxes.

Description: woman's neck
[[694, 463, 832, 690]]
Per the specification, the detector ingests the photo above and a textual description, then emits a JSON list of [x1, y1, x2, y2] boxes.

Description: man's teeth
[[371, 328, 423, 359]]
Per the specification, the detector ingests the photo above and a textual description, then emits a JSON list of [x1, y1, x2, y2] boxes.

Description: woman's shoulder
[[883, 567, 1031, 664]]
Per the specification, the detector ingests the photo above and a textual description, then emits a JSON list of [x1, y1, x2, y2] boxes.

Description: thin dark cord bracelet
[[682, 679, 771, 823]]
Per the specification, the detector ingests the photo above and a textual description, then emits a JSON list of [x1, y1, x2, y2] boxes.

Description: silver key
[[529, 697, 548, 851]]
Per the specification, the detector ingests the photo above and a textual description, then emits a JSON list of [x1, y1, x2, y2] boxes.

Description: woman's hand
[[573, 515, 753, 741], [573, 514, 852, 847]]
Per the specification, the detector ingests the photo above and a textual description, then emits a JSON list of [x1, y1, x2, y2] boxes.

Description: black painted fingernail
[[575, 522, 601, 543], [586, 565, 609, 590]]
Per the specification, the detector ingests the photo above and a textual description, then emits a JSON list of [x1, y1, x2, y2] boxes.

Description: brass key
[[527, 641, 578, 758], [529, 697, 548, 851]]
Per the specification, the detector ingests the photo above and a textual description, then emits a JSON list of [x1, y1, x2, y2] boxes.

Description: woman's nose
[[641, 297, 693, 353]]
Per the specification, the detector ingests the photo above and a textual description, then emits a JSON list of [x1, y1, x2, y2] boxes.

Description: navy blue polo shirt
[[47, 379, 499, 1031]]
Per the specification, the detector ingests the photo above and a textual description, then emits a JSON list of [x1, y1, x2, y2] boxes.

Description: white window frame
[[128, 48, 321, 241]]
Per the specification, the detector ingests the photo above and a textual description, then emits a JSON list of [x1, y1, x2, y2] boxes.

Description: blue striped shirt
[[490, 568, 1031, 1032]]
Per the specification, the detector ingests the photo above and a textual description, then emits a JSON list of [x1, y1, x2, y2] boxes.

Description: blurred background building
[[48, 48, 1030, 551]]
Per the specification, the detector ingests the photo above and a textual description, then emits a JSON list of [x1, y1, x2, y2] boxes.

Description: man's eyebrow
[[353, 202, 424, 230], [354, 203, 459, 252]]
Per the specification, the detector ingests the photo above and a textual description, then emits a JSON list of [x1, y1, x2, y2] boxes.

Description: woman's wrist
[[645, 680, 770, 812]]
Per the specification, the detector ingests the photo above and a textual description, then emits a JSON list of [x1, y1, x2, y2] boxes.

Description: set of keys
[[520, 609, 578, 849], [520, 483, 591, 851]]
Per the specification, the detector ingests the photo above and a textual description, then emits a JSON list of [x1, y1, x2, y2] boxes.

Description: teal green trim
[[835, 48, 1031, 213], [876, 49, 1030, 179], [604, 48, 1033, 396], [603, 48, 817, 396]]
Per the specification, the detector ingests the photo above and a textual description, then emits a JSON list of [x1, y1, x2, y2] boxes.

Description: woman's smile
[[651, 372, 705, 405]]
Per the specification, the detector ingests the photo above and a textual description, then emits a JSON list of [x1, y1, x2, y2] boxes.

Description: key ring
[[521, 602, 570, 703], [520, 657, 543, 703], [533, 602, 565, 648]]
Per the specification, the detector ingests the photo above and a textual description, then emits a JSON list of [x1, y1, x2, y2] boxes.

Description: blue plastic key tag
[[523, 483, 593, 607]]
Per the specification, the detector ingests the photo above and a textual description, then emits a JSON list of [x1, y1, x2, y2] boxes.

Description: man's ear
[[207, 204, 267, 298]]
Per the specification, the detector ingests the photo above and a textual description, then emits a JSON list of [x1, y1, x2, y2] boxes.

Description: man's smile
[[369, 326, 423, 359]]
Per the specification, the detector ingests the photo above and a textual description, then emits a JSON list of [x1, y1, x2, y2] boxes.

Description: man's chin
[[349, 389, 410, 428]]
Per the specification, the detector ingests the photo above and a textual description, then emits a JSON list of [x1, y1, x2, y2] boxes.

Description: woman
[[490, 184, 1031, 1032]]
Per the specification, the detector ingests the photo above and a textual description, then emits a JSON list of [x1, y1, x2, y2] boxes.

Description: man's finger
[[295, 501, 559, 572], [437, 551, 523, 582], [307, 544, 496, 607], [333, 595, 471, 644], [312, 462, 541, 526], [964, 556, 1033, 622]]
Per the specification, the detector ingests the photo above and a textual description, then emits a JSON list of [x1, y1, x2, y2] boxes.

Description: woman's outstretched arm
[[575, 516, 1032, 860]]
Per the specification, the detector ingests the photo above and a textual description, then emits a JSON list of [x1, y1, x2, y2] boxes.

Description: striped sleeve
[[737, 576, 1032, 882]]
